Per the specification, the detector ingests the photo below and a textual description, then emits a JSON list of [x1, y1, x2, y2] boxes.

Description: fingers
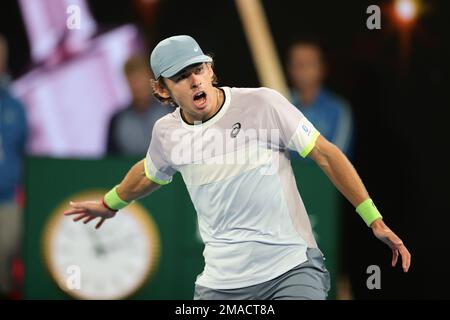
[[65, 200, 107, 229], [96, 218, 106, 229], [71, 213, 106, 229], [399, 245, 411, 272], [73, 213, 89, 222], [64, 201, 90, 215], [392, 248, 399, 267], [391, 234, 411, 272], [69, 201, 85, 209], [68, 200, 97, 210], [66, 200, 110, 229], [83, 216, 96, 224], [64, 209, 86, 216]]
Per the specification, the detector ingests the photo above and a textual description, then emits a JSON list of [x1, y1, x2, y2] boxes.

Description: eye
[[174, 73, 188, 82], [195, 65, 204, 74]]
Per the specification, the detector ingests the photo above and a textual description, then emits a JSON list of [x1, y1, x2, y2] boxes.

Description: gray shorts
[[194, 248, 331, 300]]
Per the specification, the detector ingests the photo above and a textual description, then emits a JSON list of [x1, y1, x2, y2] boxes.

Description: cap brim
[[160, 55, 213, 79]]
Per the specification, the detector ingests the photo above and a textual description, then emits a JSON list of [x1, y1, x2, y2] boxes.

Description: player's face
[[288, 45, 324, 92], [161, 63, 218, 122]]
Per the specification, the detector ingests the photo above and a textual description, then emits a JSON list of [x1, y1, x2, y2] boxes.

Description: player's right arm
[[115, 159, 161, 201], [64, 159, 161, 229]]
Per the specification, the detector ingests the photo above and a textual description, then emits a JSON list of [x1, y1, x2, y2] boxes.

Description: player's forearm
[[313, 139, 369, 208], [116, 159, 160, 202]]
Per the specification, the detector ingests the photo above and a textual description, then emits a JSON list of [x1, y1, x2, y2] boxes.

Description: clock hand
[[86, 228, 107, 257], [104, 233, 137, 253]]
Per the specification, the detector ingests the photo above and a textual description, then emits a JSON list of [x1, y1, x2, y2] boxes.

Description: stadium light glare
[[394, 0, 418, 23]]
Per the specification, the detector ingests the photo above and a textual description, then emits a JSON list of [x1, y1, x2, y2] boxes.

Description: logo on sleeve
[[302, 124, 311, 136], [230, 123, 241, 138]]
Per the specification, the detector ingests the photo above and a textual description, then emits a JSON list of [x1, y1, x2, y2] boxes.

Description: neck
[[297, 87, 319, 106]]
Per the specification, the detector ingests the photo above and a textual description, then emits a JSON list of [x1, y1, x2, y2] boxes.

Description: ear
[[205, 63, 215, 82], [151, 79, 171, 99]]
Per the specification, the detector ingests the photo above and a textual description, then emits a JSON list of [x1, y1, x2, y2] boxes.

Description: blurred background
[[0, 0, 449, 300]]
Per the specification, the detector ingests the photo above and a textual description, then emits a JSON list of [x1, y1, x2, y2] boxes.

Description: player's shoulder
[[230, 86, 280, 97], [152, 107, 180, 133], [229, 86, 284, 107]]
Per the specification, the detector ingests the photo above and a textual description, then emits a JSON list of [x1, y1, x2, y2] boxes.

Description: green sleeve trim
[[104, 185, 130, 210], [299, 130, 320, 158], [356, 198, 383, 227], [144, 157, 171, 185], [145, 173, 171, 185]]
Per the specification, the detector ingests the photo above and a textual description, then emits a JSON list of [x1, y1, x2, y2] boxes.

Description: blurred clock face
[[43, 191, 160, 300]]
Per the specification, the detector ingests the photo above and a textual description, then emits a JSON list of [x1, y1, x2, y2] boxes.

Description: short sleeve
[[145, 121, 176, 184], [264, 88, 320, 158]]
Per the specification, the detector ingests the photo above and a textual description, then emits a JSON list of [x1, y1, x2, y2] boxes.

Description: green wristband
[[103, 185, 130, 211], [356, 198, 383, 227]]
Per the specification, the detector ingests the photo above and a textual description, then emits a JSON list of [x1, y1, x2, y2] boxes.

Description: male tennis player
[[64, 35, 410, 300]]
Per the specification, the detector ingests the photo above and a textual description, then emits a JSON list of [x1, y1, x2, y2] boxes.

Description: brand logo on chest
[[230, 123, 241, 138]]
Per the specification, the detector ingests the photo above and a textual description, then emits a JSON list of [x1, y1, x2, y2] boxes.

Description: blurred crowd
[[0, 33, 27, 299]]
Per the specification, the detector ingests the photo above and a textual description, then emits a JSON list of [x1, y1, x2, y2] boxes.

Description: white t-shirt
[[145, 86, 321, 289]]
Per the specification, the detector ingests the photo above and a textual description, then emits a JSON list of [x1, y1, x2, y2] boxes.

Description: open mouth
[[193, 91, 207, 108]]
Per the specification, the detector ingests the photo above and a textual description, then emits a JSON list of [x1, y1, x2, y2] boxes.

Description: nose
[[189, 73, 202, 89]]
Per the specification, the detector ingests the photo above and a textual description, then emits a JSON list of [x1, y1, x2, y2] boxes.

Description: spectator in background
[[287, 38, 354, 159], [107, 54, 171, 156], [288, 38, 356, 299], [0, 34, 28, 298]]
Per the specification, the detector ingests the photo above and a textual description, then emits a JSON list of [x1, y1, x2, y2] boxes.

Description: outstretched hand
[[371, 219, 411, 272], [64, 200, 117, 229]]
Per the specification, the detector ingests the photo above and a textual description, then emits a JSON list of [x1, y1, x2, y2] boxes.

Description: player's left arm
[[308, 135, 411, 272]]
